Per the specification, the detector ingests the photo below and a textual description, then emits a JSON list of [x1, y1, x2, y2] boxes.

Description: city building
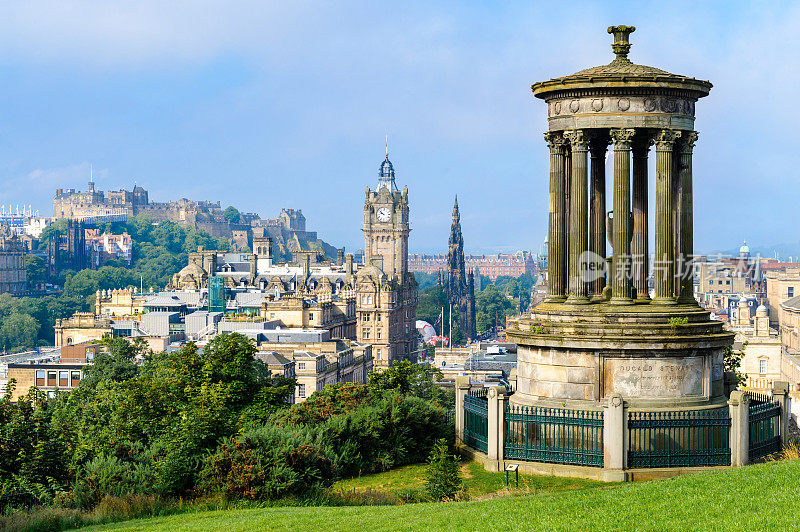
[[765, 265, 800, 327], [6, 361, 86, 401], [409, 251, 536, 281], [438, 198, 476, 340], [726, 299, 800, 392], [85, 230, 133, 267], [0, 227, 26, 295], [54, 313, 113, 346]]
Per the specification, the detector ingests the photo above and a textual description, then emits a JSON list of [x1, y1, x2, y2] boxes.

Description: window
[[363, 329, 371, 339], [298, 362, 306, 370], [59, 371, 68, 387], [377, 330, 382, 339], [47, 371, 57, 386], [376, 313, 381, 321], [71, 371, 81, 386], [298, 384, 306, 398], [790, 287, 795, 298], [376, 348, 381, 360], [726, 280, 730, 285], [759, 359, 768, 375], [363, 314, 370, 322], [35, 370, 45, 386], [309, 313, 314, 321], [270, 313, 275, 319]]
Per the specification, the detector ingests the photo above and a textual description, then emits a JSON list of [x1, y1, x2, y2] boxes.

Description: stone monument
[[506, 26, 734, 408]]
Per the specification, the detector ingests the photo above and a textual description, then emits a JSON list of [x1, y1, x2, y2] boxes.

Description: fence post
[[485, 385, 505, 472], [497, 387, 508, 469], [602, 393, 626, 481], [455, 376, 470, 445], [772, 380, 790, 447], [728, 390, 749, 466]]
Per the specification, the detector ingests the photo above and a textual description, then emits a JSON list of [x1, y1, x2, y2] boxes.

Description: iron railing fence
[[627, 408, 731, 468], [463, 393, 489, 453], [504, 404, 604, 467], [748, 391, 781, 461]]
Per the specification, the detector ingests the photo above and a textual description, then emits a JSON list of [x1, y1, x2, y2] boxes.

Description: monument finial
[[607, 25, 635, 60]]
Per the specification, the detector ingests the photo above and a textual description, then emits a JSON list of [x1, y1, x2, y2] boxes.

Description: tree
[[223, 206, 241, 224], [724, 343, 747, 387], [26, 255, 48, 287], [0, 313, 39, 352], [475, 284, 515, 332], [424, 438, 462, 501], [417, 285, 447, 327], [368, 361, 450, 406]]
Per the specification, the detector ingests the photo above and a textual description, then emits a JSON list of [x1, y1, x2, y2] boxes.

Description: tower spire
[[377, 142, 398, 192]]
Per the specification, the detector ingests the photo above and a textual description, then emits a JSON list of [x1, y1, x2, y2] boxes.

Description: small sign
[[505, 464, 518, 472]]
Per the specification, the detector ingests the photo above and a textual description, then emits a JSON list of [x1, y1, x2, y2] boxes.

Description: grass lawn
[[86, 458, 800, 531], [331, 461, 606, 500]]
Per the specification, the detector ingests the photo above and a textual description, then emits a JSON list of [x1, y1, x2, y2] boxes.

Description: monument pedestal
[[506, 301, 733, 408]]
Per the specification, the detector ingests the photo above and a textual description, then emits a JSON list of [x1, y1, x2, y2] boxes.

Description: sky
[[0, 1, 798, 256]]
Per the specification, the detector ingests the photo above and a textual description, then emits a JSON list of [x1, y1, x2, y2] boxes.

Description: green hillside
[[89, 458, 800, 531]]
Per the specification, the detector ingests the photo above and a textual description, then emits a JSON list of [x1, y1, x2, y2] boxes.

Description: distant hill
[[708, 241, 800, 261]]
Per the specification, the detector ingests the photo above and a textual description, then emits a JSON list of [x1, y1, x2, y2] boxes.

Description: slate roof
[[781, 295, 800, 311]]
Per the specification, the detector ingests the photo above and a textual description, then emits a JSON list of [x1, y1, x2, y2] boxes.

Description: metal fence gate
[[748, 391, 781, 461], [463, 390, 489, 453], [504, 404, 604, 467], [627, 408, 731, 468]]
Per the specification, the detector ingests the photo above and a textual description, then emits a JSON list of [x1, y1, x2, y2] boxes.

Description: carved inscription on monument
[[604, 357, 704, 398]]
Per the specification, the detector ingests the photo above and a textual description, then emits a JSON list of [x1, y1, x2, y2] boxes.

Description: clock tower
[[356, 150, 418, 368], [362, 154, 409, 280]]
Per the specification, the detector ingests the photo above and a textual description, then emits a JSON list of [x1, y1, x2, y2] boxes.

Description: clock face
[[376, 207, 392, 222]]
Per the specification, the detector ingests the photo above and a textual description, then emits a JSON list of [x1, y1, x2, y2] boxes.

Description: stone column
[[653, 129, 681, 305], [589, 137, 608, 298], [602, 393, 627, 481], [564, 147, 572, 292], [455, 376, 470, 445], [676, 131, 699, 304], [545, 132, 567, 302], [728, 390, 749, 466], [609, 128, 636, 305], [772, 380, 790, 447], [565, 130, 590, 304], [631, 137, 651, 300]]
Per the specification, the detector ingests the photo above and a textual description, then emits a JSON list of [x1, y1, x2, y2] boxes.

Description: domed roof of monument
[[739, 241, 750, 255], [533, 26, 712, 100], [756, 304, 768, 315]]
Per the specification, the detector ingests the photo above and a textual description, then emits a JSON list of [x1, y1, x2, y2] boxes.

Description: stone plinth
[[506, 301, 733, 407]]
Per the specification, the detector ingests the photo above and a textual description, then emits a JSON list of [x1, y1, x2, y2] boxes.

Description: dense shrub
[[68, 455, 157, 510], [201, 385, 452, 500], [199, 426, 333, 500]]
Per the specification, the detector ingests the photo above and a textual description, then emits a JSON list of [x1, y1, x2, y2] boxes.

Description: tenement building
[[438, 198, 476, 340]]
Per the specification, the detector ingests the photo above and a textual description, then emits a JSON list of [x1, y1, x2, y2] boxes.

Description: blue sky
[[0, 1, 798, 255]]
